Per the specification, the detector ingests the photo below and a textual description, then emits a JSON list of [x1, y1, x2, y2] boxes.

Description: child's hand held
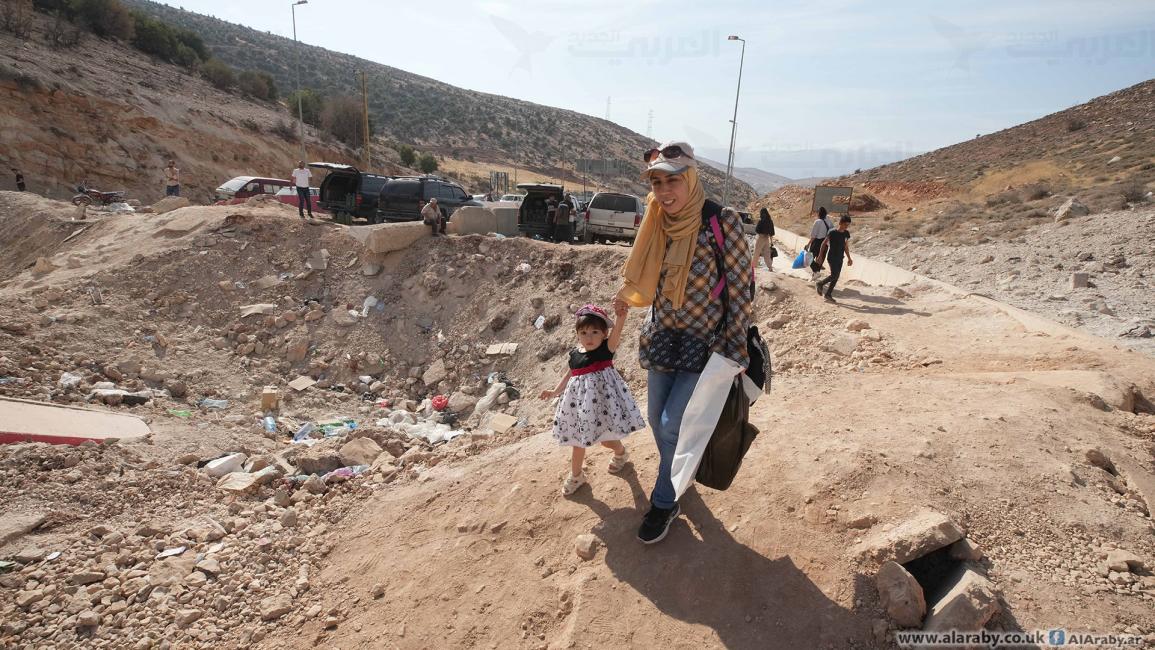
[[539, 390, 554, 400]]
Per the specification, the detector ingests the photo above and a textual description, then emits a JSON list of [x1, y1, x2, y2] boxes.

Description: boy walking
[[816, 215, 853, 302]]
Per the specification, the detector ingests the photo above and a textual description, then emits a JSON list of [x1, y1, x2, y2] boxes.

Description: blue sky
[[175, 0, 1155, 178]]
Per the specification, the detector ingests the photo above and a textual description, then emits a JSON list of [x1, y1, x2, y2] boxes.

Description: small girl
[[540, 303, 646, 495]]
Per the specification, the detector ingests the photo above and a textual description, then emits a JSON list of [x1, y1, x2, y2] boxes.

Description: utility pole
[[723, 35, 746, 208], [360, 70, 370, 170], [291, 0, 308, 162]]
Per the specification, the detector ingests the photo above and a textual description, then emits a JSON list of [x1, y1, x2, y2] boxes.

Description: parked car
[[582, 192, 644, 244], [309, 163, 390, 225], [738, 210, 756, 236], [499, 194, 525, 203], [515, 184, 587, 242], [214, 176, 293, 203], [273, 186, 327, 214], [376, 176, 479, 223]]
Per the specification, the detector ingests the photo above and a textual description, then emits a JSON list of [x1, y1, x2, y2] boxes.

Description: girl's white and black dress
[[552, 340, 646, 448]]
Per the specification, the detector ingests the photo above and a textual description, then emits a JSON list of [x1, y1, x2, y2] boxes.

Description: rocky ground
[[851, 205, 1155, 357], [1, 193, 1154, 649]]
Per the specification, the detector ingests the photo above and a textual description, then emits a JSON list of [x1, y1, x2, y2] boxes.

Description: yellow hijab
[[619, 167, 706, 309]]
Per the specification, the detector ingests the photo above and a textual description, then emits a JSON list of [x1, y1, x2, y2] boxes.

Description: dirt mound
[[0, 192, 87, 282]]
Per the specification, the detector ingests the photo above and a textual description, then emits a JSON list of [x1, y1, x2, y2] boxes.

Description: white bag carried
[[669, 353, 744, 501]]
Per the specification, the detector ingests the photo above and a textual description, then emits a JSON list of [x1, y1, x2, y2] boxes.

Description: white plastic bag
[[669, 353, 743, 501]]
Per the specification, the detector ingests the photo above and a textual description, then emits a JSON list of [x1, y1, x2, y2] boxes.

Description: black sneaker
[[824, 295, 837, 303], [637, 503, 681, 544], [815, 282, 823, 295]]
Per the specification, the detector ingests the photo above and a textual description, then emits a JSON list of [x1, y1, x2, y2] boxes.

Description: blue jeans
[[296, 186, 313, 216], [165, 185, 180, 197], [647, 369, 701, 509]]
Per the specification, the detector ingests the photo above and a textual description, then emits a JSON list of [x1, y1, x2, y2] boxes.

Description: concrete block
[[360, 222, 430, 254]]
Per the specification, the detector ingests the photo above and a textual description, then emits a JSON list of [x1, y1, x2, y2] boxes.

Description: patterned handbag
[[646, 216, 729, 373]]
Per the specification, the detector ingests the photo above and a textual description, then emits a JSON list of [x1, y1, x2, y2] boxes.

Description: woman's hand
[[611, 296, 629, 314], [539, 389, 555, 400]]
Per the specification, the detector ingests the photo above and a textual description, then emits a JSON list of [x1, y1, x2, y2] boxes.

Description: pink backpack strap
[[709, 215, 726, 299]]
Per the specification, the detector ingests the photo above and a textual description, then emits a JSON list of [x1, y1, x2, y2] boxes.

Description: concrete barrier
[[346, 221, 430, 254]]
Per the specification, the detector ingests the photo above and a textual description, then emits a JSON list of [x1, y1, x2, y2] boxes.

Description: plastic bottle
[[293, 422, 316, 442], [263, 416, 277, 433]]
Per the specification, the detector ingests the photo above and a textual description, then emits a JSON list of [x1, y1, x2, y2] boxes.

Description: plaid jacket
[[639, 200, 754, 371]]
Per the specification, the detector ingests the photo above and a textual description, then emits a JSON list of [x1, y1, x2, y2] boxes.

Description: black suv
[[310, 163, 389, 225], [377, 176, 479, 223]]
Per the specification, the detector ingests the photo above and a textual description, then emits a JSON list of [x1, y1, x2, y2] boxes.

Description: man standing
[[554, 198, 572, 244], [545, 196, 558, 242], [291, 161, 313, 220], [806, 206, 834, 275], [164, 160, 180, 197], [12, 169, 25, 191], [816, 215, 853, 303]]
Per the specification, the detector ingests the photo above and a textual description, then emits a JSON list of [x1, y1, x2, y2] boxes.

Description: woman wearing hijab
[[753, 206, 776, 271], [612, 141, 753, 544]]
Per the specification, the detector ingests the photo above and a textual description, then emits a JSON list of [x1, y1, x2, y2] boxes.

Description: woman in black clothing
[[752, 206, 775, 270]]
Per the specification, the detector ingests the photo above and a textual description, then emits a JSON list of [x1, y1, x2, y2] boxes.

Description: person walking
[[12, 168, 25, 191], [816, 215, 853, 302], [163, 160, 180, 197], [421, 198, 442, 236], [291, 161, 314, 220], [612, 141, 753, 544], [545, 196, 559, 242], [806, 206, 834, 275], [752, 206, 776, 271], [555, 198, 572, 244]]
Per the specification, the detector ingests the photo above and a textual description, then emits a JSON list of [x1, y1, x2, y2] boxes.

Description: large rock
[[1105, 549, 1145, 573], [151, 196, 191, 214], [339, 438, 383, 467], [447, 392, 479, 415], [259, 594, 293, 621], [852, 511, 965, 564], [876, 561, 926, 627], [0, 512, 47, 547], [203, 453, 247, 478], [422, 359, 448, 387], [923, 569, 1000, 632], [446, 206, 499, 236], [293, 440, 343, 475], [822, 333, 859, 357], [1053, 197, 1089, 222], [360, 222, 430, 254]]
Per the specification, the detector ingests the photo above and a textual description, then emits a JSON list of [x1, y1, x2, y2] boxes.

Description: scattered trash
[[431, 395, 449, 412], [515, 263, 531, 273], [317, 418, 356, 437], [0, 377, 20, 385], [57, 372, 83, 389], [361, 296, 379, 317], [486, 342, 518, 356], [106, 202, 135, 214], [263, 416, 277, 433], [321, 465, 369, 483], [0, 560, 17, 573], [534, 315, 546, 329], [288, 376, 317, 392], [46, 551, 61, 561], [260, 386, 279, 411], [493, 233, 507, 240], [239, 303, 278, 318], [292, 422, 316, 443], [167, 409, 193, 418], [198, 398, 229, 410], [156, 546, 187, 559], [203, 453, 247, 477]]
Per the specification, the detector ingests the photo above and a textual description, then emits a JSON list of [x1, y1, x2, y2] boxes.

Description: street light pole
[[723, 34, 745, 208], [291, 0, 308, 162]]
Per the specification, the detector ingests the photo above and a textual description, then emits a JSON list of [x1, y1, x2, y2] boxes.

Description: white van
[[582, 192, 644, 244]]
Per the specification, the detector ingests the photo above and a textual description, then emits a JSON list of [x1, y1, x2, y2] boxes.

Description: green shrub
[[201, 58, 235, 90], [238, 70, 274, 100], [418, 153, 438, 174], [74, 0, 133, 40], [285, 88, 323, 126], [321, 95, 365, 147], [397, 144, 415, 167]]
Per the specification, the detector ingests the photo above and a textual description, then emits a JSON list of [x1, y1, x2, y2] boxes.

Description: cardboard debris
[[486, 343, 519, 356], [239, 304, 278, 318], [486, 412, 518, 434], [260, 386, 279, 411], [288, 376, 317, 392], [252, 275, 284, 290]]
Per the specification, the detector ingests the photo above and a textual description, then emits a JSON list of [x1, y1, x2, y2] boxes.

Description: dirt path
[[264, 272, 1155, 649]]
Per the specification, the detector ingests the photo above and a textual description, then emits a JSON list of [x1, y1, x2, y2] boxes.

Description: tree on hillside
[[321, 96, 367, 148], [201, 58, 235, 90], [418, 153, 438, 174], [397, 145, 415, 167], [132, 12, 202, 67], [0, 0, 34, 39], [74, 0, 133, 41], [237, 70, 276, 101], [285, 88, 323, 126]]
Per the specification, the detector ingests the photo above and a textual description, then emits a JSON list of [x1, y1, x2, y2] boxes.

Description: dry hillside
[[119, 0, 755, 204]]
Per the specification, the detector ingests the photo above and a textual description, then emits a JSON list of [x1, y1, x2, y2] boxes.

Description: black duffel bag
[[695, 378, 761, 490]]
